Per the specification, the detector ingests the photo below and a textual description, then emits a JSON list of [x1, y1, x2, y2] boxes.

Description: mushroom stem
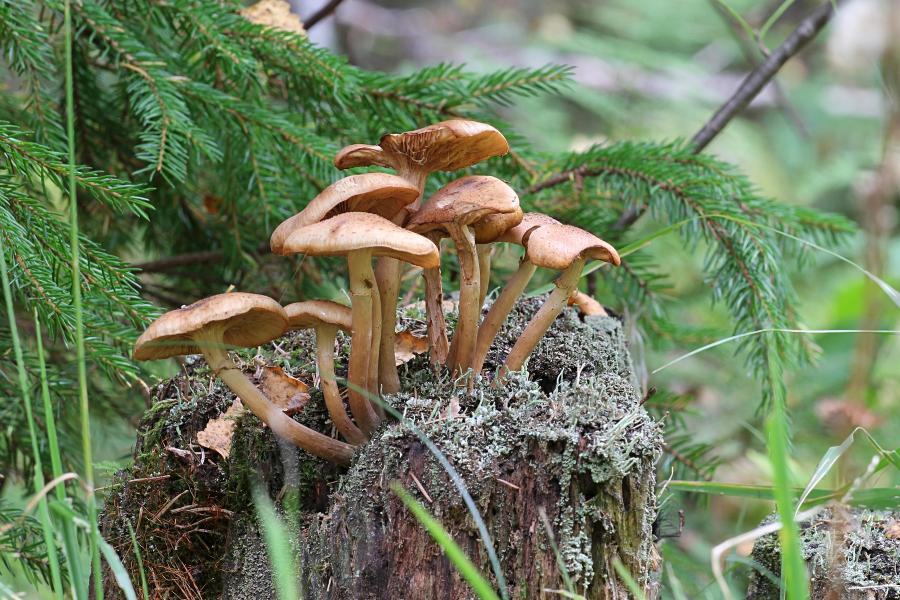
[[446, 223, 480, 375], [375, 255, 401, 393], [347, 251, 381, 435], [396, 167, 428, 205], [422, 233, 450, 366], [315, 325, 367, 445], [471, 257, 537, 375], [368, 268, 384, 418], [476, 243, 492, 309], [200, 339, 355, 465], [502, 258, 586, 374]]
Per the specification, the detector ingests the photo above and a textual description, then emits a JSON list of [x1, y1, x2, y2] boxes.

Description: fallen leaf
[[258, 365, 310, 415], [197, 399, 244, 460], [394, 329, 429, 366], [885, 520, 900, 540], [240, 0, 306, 35]]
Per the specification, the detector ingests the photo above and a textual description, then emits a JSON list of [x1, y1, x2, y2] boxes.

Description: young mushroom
[[502, 224, 621, 374], [471, 212, 560, 375], [133, 293, 355, 465], [334, 119, 509, 392], [279, 212, 439, 435], [284, 300, 367, 445], [407, 176, 520, 375], [568, 291, 608, 317], [269, 173, 420, 396]]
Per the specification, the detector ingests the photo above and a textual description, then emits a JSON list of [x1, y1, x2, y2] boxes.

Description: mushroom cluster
[[133, 119, 621, 465]]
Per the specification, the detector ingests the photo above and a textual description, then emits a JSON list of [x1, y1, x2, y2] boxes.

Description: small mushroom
[[280, 212, 439, 435], [269, 173, 420, 397], [284, 300, 367, 445], [334, 119, 509, 198], [133, 293, 355, 465], [568, 291, 608, 317], [502, 224, 620, 374], [471, 212, 560, 375], [407, 176, 519, 374]]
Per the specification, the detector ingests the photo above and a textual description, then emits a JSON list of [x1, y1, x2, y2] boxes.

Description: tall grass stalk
[[36, 310, 87, 597], [63, 0, 103, 596], [253, 489, 301, 600], [764, 338, 809, 599], [0, 236, 64, 596]]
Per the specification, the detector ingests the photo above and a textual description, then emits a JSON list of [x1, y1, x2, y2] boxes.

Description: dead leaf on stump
[[197, 399, 244, 460], [258, 366, 310, 415], [394, 330, 429, 366], [240, 0, 306, 35]]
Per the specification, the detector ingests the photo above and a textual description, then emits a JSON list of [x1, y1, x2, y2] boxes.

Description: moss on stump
[[101, 298, 663, 599], [747, 508, 900, 600]]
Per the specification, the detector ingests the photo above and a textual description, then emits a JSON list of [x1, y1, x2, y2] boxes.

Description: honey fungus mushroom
[[334, 119, 509, 393], [270, 173, 420, 396], [407, 175, 520, 375], [502, 224, 621, 374], [471, 212, 560, 375], [279, 212, 440, 435], [133, 293, 355, 465], [334, 119, 510, 196], [284, 300, 366, 445]]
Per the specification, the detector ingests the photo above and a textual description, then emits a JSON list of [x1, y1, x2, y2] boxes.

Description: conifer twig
[[304, 0, 346, 30], [690, 0, 836, 152]]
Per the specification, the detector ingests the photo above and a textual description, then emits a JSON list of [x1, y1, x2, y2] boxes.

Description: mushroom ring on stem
[[333, 120, 508, 393], [270, 173, 420, 399], [280, 213, 439, 435], [471, 212, 560, 376], [502, 224, 621, 375], [407, 175, 520, 375], [133, 293, 355, 465], [284, 300, 367, 445]]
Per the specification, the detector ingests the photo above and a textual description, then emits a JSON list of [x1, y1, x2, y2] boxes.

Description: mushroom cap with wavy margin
[[525, 224, 621, 270], [133, 293, 288, 360], [271, 174, 419, 254], [407, 176, 520, 236], [281, 212, 440, 269], [284, 300, 352, 332]]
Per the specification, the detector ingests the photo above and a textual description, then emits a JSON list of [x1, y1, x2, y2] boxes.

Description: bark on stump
[[102, 298, 663, 599]]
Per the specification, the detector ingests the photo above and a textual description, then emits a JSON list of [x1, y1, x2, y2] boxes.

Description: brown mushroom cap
[[525, 224, 621, 270], [473, 206, 524, 243], [134, 293, 288, 361], [285, 300, 352, 332], [271, 174, 419, 254], [334, 119, 509, 174], [496, 212, 560, 246], [407, 176, 520, 235], [281, 212, 440, 268]]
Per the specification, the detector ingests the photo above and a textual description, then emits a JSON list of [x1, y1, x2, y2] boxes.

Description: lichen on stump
[[747, 508, 900, 600], [101, 298, 663, 599]]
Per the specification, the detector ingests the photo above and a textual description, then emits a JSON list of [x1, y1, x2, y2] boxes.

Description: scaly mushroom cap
[[281, 212, 440, 268], [407, 176, 519, 236], [334, 119, 509, 173], [496, 212, 560, 246], [473, 206, 524, 243], [525, 224, 621, 270], [134, 293, 288, 360], [271, 174, 419, 254], [285, 300, 352, 332]]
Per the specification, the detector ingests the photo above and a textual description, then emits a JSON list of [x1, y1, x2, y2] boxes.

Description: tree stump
[[101, 298, 663, 599]]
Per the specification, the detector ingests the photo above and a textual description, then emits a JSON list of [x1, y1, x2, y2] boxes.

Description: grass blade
[[0, 232, 64, 596], [98, 536, 137, 600], [126, 522, 149, 600], [611, 558, 647, 600], [253, 489, 301, 600], [392, 484, 500, 600], [63, 1, 103, 596]]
